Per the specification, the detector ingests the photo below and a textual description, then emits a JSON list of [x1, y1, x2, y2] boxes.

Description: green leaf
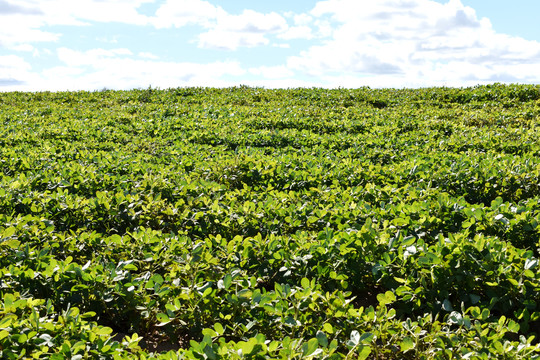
[[492, 340, 504, 353], [508, 278, 519, 286], [359, 332, 374, 343], [316, 330, 328, 347], [0, 315, 13, 328], [17, 333, 28, 343], [238, 338, 256, 355], [469, 306, 481, 318], [156, 313, 171, 325], [268, 341, 279, 352], [392, 217, 409, 226], [377, 291, 396, 305], [395, 285, 410, 296], [237, 289, 252, 299], [507, 320, 520, 333], [145, 279, 155, 289], [223, 274, 232, 289], [462, 219, 474, 228], [123, 263, 138, 271], [2, 226, 16, 238], [202, 328, 217, 337], [214, 323, 224, 335], [202, 286, 213, 298], [3, 239, 20, 249], [203, 344, 217, 360], [357, 345, 371, 360], [442, 299, 453, 312], [151, 274, 164, 284], [81, 311, 96, 318], [94, 326, 113, 336], [302, 338, 319, 356], [418, 252, 441, 266], [400, 337, 415, 352], [0, 330, 9, 341], [323, 323, 334, 334], [469, 294, 481, 304]]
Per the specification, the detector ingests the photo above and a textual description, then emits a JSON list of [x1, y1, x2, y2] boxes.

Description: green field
[[1, 84, 540, 359]]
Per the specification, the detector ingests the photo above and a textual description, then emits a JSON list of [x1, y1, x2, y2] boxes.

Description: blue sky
[[1, 0, 540, 91]]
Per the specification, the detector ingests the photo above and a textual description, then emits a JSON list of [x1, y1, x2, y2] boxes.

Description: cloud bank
[[1, 0, 540, 90], [290, 0, 540, 87]]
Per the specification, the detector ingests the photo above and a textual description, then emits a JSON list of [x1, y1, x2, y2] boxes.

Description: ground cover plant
[[1, 84, 540, 359]]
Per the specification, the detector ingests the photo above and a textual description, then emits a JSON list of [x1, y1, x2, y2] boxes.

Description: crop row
[[1, 84, 540, 359]]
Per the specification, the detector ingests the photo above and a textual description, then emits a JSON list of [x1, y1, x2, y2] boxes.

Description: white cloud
[[216, 9, 287, 34], [57, 47, 133, 67], [0, 55, 32, 72], [151, 2, 289, 50], [6, 47, 247, 91], [12, 44, 35, 52], [0, 0, 152, 50], [286, 0, 540, 86], [312, 19, 333, 38], [2, 45, 247, 91], [293, 14, 312, 26], [197, 9, 288, 50], [33, 0, 152, 26], [0, 0, 42, 15], [96, 36, 119, 44], [249, 65, 294, 79], [0, 15, 60, 48], [151, 0, 222, 28], [278, 26, 314, 40], [138, 52, 159, 59], [198, 30, 269, 50], [0, 55, 33, 87], [11, 43, 42, 57]]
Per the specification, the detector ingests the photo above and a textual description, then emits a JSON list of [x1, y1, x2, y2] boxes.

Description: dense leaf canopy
[[1, 84, 540, 359]]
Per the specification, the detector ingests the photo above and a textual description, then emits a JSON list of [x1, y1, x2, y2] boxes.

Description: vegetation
[[1, 84, 540, 359]]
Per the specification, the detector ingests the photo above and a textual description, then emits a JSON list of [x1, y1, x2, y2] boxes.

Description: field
[[1, 84, 540, 359]]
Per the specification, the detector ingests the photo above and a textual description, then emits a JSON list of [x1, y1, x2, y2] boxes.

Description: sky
[[1, 0, 540, 91]]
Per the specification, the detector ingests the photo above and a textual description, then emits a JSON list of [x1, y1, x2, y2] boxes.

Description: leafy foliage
[[1, 84, 540, 359]]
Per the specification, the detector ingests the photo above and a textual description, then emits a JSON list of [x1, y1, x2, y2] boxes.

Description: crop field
[[1, 84, 540, 359]]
